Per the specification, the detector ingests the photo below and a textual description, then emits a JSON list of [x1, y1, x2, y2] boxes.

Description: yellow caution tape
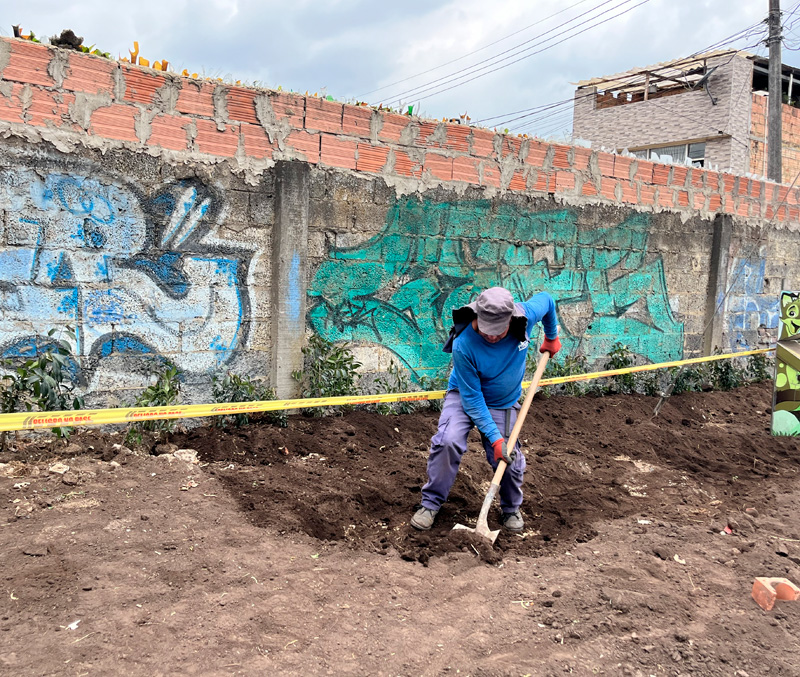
[[0, 347, 772, 433]]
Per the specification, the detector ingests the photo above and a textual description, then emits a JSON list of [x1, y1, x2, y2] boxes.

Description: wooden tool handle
[[489, 351, 551, 486]]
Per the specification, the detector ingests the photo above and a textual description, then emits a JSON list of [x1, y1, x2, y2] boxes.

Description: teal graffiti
[[308, 198, 684, 378]]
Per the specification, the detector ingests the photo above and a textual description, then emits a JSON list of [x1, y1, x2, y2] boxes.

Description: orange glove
[[492, 438, 516, 464], [540, 335, 561, 356]]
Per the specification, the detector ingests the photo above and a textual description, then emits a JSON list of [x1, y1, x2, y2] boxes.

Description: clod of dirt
[[49, 29, 84, 49], [446, 530, 504, 565]]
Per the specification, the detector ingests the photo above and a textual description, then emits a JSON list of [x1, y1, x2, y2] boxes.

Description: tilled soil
[[1, 382, 799, 676]]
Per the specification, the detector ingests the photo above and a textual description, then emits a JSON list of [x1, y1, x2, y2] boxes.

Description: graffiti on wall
[[772, 291, 800, 436], [0, 161, 252, 380], [725, 252, 779, 351], [307, 198, 684, 378]]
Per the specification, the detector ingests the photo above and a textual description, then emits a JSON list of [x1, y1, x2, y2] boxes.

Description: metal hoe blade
[[453, 482, 501, 544]]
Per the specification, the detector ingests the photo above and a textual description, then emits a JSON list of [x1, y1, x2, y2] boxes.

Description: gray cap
[[471, 287, 519, 336]]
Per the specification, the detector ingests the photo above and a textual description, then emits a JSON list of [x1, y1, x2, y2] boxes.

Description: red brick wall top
[[1, 35, 798, 223]]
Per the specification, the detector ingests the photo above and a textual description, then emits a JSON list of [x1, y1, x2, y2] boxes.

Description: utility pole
[[768, 0, 783, 182]]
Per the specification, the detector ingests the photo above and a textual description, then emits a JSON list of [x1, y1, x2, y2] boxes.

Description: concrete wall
[[1, 37, 799, 403], [572, 53, 753, 173]]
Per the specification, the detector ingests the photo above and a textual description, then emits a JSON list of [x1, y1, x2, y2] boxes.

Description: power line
[[375, 0, 648, 107], [474, 18, 767, 134], [357, 0, 598, 100], [392, 0, 653, 108]]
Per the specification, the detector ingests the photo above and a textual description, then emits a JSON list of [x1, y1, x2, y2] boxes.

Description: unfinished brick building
[[572, 50, 800, 184]]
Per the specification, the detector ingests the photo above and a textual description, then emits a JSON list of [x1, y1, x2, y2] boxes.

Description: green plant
[[373, 359, 417, 415], [638, 370, 662, 397], [708, 348, 745, 391], [0, 327, 84, 442], [603, 342, 636, 394], [669, 365, 706, 395], [291, 334, 361, 416], [212, 372, 287, 428], [125, 360, 182, 446], [746, 353, 772, 383], [418, 371, 450, 411], [539, 353, 589, 397]]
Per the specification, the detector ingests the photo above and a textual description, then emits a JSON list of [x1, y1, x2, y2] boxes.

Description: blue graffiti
[[0, 165, 253, 378], [288, 252, 302, 324], [725, 254, 779, 350]]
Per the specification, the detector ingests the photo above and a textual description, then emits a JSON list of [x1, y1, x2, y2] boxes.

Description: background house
[[572, 50, 800, 184]]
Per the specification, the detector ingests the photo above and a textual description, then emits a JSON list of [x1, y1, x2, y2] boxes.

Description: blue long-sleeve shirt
[[447, 292, 558, 444]]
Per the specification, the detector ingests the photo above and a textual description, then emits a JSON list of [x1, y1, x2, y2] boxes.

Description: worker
[[410, 287, 561, 533]]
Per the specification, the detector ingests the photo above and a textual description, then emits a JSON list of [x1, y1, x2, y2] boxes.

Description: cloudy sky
[[7, 1, 799, 139]]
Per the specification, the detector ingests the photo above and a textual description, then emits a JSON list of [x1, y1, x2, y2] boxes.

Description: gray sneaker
[[500, 511, 524, 532], [410, 507, 439, 530]]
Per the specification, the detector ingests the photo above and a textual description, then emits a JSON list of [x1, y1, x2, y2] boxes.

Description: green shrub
[[418, 370, 450, 412], [539, 353, 589, 397], [125, 360, 181, 446], [669, 365, 706, 395], [603, 342, 636, 394], [746, 352, 772, 383], [637, 370, 662, 397], [0, 327, 84, 443], [372, 359, 418, 415], [708, 348, 745, 391], [291, 334, 361, 416], [212, 372, 287, 428]]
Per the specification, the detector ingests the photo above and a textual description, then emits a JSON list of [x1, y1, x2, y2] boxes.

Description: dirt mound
[[164, 382, 800, 565]]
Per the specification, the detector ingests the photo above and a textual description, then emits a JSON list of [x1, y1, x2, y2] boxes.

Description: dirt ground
[[1, 381, 799, 676]]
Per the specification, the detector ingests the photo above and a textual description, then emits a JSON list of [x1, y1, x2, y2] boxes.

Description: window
[[631, 142, 706, 167]]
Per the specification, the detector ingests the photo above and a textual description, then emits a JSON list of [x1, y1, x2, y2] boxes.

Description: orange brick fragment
[[194, 118, 238, 157], [285, 129, 319, 164], [27, 88, 73, 128], [508, 170, 526, 191], [424, 152, 453, 181], [671, 165, 688, 187], [613, 155, 632, 179], [600, 177, 617, 200], [342, 105, 372, 138], [305, 98, 343, 134], [377, 112, 410, 144], [597, 153, 615, 177], [452, 156, 480, 184], [2, 39, 54, 87], [176, 80, 215, 117], [90, 104, 138, 143], [356, 144, 389, 173], [752, 577, 800, 611], [62, 51, 116, 95], [227, 86, 258, 125], [445, 124, 470, 152], [148, 114, 191, 151], [0, 83, 24, 123], [481, 161, 501, 188], [417, 121, 440, 147], [320, 135, 356, 170], [555, 171, 576, 192], [240, 123, 275, 159], [524, 140, 548, 169], [122, 64, 166, 105], [572, 147, 591, 171], [392, 149, 421, 178], [470, 128, 495, 159], [635, 160, 654, 183], [552, 145, 570, 170]]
